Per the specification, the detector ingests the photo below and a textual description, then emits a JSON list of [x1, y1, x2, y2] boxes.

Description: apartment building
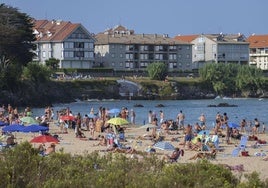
[[175, 34, 249, 69], [95, 25, 192, 71], [247, 34, 268, 70], [33, 20, 95, 69]]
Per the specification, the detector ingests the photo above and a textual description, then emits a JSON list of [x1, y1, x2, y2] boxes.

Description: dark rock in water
[[155, 104, 165, 107], [208, 103, 238, 107], [134, 104, 144, 107]]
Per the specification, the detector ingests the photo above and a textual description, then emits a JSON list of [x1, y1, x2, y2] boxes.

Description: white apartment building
[[33, 20, 95, 69], [247, 34, 268, 70], [175, 34, 249, 69]]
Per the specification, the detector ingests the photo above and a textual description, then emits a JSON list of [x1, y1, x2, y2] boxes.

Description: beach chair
[[232, 135, 248, 157]]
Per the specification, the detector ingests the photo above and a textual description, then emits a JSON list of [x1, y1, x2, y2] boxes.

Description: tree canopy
[[147, 62, 168, 80], [199, 63, 264, 97], [0, 3, 36, 69]]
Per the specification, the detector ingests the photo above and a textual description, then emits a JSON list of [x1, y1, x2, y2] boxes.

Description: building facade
[[175, 34, 249, 69], [33, 20, 95, 69], [247, 34, 268, 70], [95, 25, 192, 71]]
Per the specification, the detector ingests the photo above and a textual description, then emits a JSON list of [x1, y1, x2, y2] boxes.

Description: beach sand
[[12, 121, 268, 181]]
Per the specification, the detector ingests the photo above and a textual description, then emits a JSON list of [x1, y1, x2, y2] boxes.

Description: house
[[247, 34, 268, 70], [33, 19, 95, 69], [175, 33, 249, 69], [94, 25, 193, 71]]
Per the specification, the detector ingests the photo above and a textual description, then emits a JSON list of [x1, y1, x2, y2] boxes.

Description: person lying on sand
[[189, 149, 217, 160]]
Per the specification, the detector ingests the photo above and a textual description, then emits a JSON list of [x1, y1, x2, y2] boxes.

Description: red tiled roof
[[174, 35, 199, 42], [34, 19, 80, 42], [246, 35, 268, 48]]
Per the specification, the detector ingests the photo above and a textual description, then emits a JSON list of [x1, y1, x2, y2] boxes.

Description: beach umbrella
[[60, 115, 75, 121], [30, 135, 59, 144], [198, 130, 211, 135], [108, 108, 121, 117], [87, 114, 96, 119], [107, 117, 129, 126], [21, 124, 49, 133], [228, 122, 239, 129], [153, 141, 175, 151], [138, 123, 156, 129], [0, 121, 8, 127], [2, 124, 25, 132], [20, 116, 38, 125]]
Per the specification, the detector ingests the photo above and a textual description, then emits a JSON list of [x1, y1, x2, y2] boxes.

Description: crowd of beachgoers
[[1, 103, 268, 180]]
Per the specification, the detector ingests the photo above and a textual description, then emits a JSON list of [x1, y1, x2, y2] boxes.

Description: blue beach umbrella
[[153, 141, 175, 151], [0, 121, 8, 127], [198, 130, 211, 135], [228, 122, 239, 129], [108, 108, 121, 117], [2, 124, 25, 132], [21, 124, 49, 133]]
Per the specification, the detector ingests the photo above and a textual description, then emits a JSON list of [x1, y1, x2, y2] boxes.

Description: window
[[178, 54, 182, 58], [140, 45, 148, 51], [140, 54, 148, 60], [186, 54, 190, 58], [169, 54, 177, 60], [169, 46, 177, 51], [48, 51, 52, 58], [42, 51, 46, 58], [120, 54, 123, 58], [155, 54, 163, 60], [126, 45, 134, 51], [74, 51, 84, 57], [155, 45, 163, 51], [111, 53, 115, 58], [126, 54, 133, 60], [74, 42, 84, 48]]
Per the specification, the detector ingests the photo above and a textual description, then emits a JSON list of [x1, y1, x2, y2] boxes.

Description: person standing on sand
[[130, 109, 136, 125], [177, 110, 185, 129], [159, 110, 164, 124], [199, 113, 206, 129]]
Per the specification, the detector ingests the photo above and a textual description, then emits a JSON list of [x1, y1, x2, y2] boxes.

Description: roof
[[246, 35, 268, 48], [174, 35, 199, 42], [175, 34, 248, 44], [95, 33, 191, 45], [33, 19, 89, 42]]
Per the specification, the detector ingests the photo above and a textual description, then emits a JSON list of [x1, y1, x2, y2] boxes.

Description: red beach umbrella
[[30, 135, 59, 144], [60, 115, 75, 121]]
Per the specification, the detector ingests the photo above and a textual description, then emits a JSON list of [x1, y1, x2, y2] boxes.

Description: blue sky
[[1, 0, 267, 37]]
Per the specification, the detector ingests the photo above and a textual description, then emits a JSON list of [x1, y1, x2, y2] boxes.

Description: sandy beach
[[8, 120, 268, 181]]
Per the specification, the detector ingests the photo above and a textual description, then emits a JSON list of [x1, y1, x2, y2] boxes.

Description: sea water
[[31, 98, 268, 129]]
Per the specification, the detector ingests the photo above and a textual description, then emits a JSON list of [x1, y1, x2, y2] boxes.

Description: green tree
[[236, 65, 264, 96], [147, 62, 168, 80], [0, 4, 36, 68], [0, 4, 36, 91], [22, 62, 51, 83], [45, 58, 60, 70]]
